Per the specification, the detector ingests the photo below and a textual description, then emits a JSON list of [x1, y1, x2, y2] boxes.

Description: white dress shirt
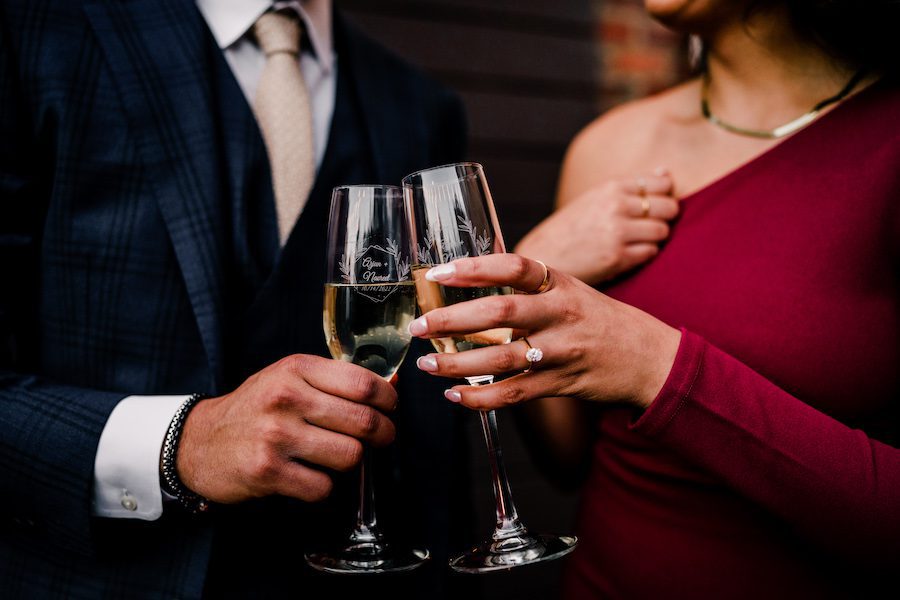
[[93, 0, 336, 520]]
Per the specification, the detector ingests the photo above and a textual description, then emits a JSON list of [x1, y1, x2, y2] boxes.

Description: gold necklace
[[701, 69, 866, 139]]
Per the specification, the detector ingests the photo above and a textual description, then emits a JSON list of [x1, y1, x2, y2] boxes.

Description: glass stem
[[469, 377, 529, 543], [349, 447, 382, 545]]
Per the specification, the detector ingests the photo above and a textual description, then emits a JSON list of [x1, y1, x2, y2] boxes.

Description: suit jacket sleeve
[[0, 11, 125, 557]]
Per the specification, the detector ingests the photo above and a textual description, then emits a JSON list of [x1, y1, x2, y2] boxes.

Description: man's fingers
[[272, 460, 335, 503], [299, 390, 397, 447], [279, 354, 398, 413], [291, 426, 366, 472]]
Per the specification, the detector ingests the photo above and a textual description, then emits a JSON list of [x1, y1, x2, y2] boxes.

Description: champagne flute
[[305, 185, 429, 574], [402, 163, 577, 573]]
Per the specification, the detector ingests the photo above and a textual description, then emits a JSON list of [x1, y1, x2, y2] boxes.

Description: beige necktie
[[253, 11, 315, 245]]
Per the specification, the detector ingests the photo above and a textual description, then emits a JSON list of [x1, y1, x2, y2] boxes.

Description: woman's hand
[[515, 171, 678, 286], [409, 254, 681, 410]]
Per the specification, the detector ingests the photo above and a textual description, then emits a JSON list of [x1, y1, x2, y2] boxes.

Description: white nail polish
[[417, 355, 438, 371], [408, 316, 428, 336], [426, 263, 455, 281]]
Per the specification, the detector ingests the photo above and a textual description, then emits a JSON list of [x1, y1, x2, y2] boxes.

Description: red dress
[[564, 80, 900, 599]]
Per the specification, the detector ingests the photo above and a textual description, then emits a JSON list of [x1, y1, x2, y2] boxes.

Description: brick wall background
[[596, 0, 689, 108], [340, 1, 687, 597]]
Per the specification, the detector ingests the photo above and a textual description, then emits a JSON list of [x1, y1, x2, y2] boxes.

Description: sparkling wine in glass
[[403, 163, 577, 573], [305, 185, 429, 574]]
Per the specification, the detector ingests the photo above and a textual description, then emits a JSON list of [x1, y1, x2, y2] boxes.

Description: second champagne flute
[[403, 163, 577, 573], [305, 185, 429, 574]]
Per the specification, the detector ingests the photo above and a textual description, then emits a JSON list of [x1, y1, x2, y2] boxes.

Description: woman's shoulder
[[568, 80, 700, 171], [558, 80, 699, 201]]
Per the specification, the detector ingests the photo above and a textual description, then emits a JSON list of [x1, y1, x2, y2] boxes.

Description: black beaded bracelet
[[160, 393, 211, 514]]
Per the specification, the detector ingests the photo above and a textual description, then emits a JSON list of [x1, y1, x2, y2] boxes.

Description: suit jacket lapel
[[83, 0, 232, 391]]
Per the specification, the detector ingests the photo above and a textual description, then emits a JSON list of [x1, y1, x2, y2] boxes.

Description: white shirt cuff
[[92, 395, 188, 520]]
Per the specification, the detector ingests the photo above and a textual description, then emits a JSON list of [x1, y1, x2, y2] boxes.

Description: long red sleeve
[[633, 329, 900, 564], [565, 80, 900, 599]]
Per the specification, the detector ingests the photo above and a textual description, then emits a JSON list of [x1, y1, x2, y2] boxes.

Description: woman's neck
[[702, 8, 858, 131]]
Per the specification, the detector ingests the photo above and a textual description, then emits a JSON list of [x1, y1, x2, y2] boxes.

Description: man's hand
[[176, 355, 397, 504]]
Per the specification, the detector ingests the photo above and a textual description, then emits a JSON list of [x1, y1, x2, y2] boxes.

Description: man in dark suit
[[0, 0, 470, 597]]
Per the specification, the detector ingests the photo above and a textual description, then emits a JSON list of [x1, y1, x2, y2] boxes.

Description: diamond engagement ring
[[521, 337, 543, 373]]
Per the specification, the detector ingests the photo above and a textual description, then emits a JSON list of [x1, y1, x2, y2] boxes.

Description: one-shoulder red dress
[[564, 80, 900, 599]]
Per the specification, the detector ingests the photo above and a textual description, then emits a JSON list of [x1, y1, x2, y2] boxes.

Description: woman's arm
[[410, 256, 900, 565], [632, 330, 900, 565]]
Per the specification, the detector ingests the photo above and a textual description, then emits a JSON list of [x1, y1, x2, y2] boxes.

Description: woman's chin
[[643, 0, 747, 33]]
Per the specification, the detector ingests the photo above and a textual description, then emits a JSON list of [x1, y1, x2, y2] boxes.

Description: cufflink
[[121, 490, 138, 512]]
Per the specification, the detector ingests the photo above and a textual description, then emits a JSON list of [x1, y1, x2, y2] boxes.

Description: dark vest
[[202, 33, 469, 600]]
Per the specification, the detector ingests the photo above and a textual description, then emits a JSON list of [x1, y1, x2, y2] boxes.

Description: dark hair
[[751, 0, 900, 77]]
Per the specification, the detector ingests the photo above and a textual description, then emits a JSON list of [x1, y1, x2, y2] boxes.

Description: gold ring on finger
[[528, 260, 551, 295], [640, 195, 651, 219]]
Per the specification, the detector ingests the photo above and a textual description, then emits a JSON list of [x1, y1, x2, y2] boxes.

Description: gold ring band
[[529, 260, 551, 294], [640, 195, 651, 218]]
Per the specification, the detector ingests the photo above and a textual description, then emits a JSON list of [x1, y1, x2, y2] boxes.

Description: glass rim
[[401, 162, 484, 188], [332, 184, 402, 194]]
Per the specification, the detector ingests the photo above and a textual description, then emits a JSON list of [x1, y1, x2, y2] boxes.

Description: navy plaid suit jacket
[[0, 0, 468, 597]]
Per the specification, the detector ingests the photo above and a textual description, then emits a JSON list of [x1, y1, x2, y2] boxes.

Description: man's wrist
[[159, 393, 212, 514]]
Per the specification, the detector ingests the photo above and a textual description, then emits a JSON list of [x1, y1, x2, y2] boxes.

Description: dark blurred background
[[341, 0, 686, 597]]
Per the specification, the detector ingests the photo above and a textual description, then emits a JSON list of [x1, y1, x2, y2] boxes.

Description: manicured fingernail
[[653, 166, 669, 176], [416, 355, 438, 372], [408, 316, 428, 336], [444, 389, 462, 403], [426, 263, 455, 281]]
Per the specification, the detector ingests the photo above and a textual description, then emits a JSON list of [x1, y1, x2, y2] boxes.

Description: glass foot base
[[449, 533, 577, 574], [305, 542, 430, 574]]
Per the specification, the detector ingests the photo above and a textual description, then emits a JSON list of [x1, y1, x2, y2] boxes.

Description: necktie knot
[[253, 11, 302, 57]]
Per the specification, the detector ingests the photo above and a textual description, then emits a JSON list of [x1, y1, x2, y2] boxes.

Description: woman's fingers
[[416, 337, 543, 378], [423, 253, 553, 294], [409, 292, 551, 339], [443, 370, 564, 410], [623, 172, 673, 197], [627, 194, 679, 220], [620, 243, 660, 270], [623, 218, 671, 243]]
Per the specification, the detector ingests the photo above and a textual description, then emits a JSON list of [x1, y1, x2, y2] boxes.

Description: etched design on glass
[[455, 215, 493, 257], [339, 237, 409, 303], [417, 219, 493, 265], [339, 253, 354, 283], [385, 238, 411, 280]]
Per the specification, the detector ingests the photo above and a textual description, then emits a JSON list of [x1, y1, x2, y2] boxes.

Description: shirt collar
[[196, 0, 334, 73]]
